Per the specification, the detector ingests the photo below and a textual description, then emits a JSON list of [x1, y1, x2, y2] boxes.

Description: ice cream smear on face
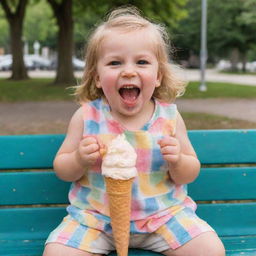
[[102, 134, 137, 180]]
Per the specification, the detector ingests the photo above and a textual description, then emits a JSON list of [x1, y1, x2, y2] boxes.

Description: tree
[[47, 0, 75, 85], [0, 0, 29, 80], [24, 1, 57, 52], [46, 0, 188, 85]]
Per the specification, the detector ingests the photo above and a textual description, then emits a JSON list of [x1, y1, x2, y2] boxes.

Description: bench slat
[[0, 207, 66, 240], [0, 134, 64, 169], [0, 171, 70, 205], [1, 166, 256, 205], [188, 167, 256, 201], [197, 203, 256, 236], [222, 236, 256, 254], [1, 203, 256, 240], [1, 130, 256, 170], [189, 130, 256, 164], [1, 237, 255, 256]]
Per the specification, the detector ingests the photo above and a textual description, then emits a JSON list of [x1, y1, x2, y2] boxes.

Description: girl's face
[[95, 28, 161, 123]]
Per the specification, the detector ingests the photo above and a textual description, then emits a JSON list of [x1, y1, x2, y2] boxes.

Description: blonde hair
[[75, 6, 186, 103]]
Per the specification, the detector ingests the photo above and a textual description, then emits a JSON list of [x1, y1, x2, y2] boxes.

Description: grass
[[182, 112, 256, 130], [0, 78, 74, 102], [0, 78, 256, 102], [0, 77, 255, 131], [182, 81, 256, 99]]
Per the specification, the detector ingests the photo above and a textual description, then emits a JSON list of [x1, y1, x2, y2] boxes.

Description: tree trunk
[[0, 0, 29, 80], [241, 52, 247, 73], [47, 0, 75, 85], [230, 48, 239, 72]]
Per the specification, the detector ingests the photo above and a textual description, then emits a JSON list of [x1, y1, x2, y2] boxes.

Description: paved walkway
[[176, 98, 256, 123], [0, 69, 255, 135], [0, 69, 255, 86], [0, 99, 255, 135]]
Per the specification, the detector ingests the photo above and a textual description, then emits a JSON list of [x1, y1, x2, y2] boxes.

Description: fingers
[[78, 135, 105, 166], [158, 136, 181, 163]]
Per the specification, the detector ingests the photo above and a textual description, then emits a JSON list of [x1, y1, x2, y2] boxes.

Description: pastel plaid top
[[67, 98, 196, 233]]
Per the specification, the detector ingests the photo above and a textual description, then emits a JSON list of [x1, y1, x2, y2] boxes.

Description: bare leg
[[162, 232, 225, 256], [43, 243, 104, 256]]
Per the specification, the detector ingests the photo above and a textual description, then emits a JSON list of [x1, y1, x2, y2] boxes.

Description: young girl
[[43, 6, 225, 256]]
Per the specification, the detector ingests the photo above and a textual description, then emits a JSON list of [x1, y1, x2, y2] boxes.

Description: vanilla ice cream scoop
[[102, 134, 137, 180]]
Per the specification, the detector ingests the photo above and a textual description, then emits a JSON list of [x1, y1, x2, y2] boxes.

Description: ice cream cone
[[105, 177, 134, 256]]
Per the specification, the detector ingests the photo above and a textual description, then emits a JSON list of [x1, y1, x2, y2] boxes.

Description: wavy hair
[[74, 6, 186, 103]]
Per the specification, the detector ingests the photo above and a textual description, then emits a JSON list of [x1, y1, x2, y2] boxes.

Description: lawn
[[0, 77, 255, 131], [183, 81, 256, 99], [0, 78, 256, 102], [182, 112, 256, 130], [0, 78, 74, 102]]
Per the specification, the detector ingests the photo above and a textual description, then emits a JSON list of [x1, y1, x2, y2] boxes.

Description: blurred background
[[0, 0, 255, 135], [1, 0, 256, 82]]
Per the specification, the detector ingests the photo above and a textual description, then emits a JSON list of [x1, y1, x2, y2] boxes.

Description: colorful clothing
[[46, 98, 214, 252]]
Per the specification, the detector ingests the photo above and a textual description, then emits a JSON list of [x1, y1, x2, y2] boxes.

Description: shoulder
[[155, 99, 177, 118]]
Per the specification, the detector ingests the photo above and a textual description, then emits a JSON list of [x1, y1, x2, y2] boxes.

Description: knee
[[204, 235, 226, 256]]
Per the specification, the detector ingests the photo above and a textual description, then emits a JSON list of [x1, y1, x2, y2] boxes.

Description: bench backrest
[[1, 130, 256, 241]]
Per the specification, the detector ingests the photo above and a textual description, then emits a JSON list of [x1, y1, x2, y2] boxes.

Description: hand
[[158, 136, 181, 166], [76, 136, 103, 167]]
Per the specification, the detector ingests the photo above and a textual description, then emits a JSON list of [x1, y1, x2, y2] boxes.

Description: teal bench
[[1, 129, 256, 256]]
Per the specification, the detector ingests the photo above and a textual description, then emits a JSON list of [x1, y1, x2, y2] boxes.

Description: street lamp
[[199, 0, 208, 91]]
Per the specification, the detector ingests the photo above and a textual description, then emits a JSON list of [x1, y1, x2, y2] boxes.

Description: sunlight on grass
[[0, 78, 256, 102], [0, 78, 74, 102], [182, 81, 256, 99]]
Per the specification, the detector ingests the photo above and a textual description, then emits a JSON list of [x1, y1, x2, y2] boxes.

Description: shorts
[[45, 208, 214, 254]]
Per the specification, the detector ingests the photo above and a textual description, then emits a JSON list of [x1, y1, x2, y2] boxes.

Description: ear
[[95, 73, 101, 88], [156, 72, 162, 87]]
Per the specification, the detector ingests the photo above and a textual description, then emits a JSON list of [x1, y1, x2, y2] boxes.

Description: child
[[43, 6, 225, 256]]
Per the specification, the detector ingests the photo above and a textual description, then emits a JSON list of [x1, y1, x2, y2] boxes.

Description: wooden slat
[[188, 167, 256, 201], [1, 203, 256, 239], [188, 130, 256, 164], [0, 134, 65, 169], [0, 240, 44, 256], [1, 166, 256, 205], [1, 237, 255, 256], [196, 203, 256, 236], [1, 205, 256, 255], [0, 171, 70, 205], [1, 130, 256, 169], [222, 236, 256, 255], [0, 240, 163, 256], [0, 207, 67, 240]]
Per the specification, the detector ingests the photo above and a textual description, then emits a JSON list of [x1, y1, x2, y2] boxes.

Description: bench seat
[[1, 130, 256, 255]]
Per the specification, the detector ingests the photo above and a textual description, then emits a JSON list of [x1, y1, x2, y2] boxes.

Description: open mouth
[[119, 86, 140, 103]]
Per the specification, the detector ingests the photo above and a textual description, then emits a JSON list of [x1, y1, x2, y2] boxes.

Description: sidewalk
[[0, 68, 255, 86], [0, 99, 255, 135], [176, 98, 256, 123], [0, 69, 255, 135]]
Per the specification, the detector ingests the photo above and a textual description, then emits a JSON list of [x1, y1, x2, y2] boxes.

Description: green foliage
[[24, 1, 57, 51], [173, 0, 256, 63], [0, 7, 9, 51]]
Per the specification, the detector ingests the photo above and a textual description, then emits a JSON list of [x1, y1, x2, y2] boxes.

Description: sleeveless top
[[67, 98, 196, 233]]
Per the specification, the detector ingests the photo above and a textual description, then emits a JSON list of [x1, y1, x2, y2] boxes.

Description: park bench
[[1, 129, 256, 256]]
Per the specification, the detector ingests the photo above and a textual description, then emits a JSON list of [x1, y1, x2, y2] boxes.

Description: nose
[[121, 64, 136, 78]]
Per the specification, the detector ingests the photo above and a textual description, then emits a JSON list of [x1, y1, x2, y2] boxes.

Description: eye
[[137, 59, 149, 65], [108, 60, 121, 66]]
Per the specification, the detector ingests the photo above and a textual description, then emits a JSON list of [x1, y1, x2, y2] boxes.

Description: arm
[[53, 107, 102, 182], [158, 111, 200, 185]]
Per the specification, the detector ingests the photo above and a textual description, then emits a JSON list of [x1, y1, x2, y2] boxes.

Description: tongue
[[119, 88, 139, 102]]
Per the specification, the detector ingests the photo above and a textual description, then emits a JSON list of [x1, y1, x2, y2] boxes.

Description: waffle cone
[[105, 177, 134, 256]]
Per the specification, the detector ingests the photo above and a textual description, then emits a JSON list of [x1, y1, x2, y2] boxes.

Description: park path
[[0, 98, 255, 135], [0, 69, 255, 135]]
